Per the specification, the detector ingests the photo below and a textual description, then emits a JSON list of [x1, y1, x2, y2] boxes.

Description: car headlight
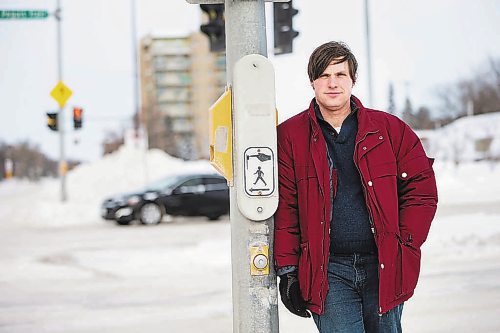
[[115, 207, 133, 218], [127, 195, 141, 206]]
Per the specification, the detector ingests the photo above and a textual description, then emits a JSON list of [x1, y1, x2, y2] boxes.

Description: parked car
[[101, 172, 229, 225]]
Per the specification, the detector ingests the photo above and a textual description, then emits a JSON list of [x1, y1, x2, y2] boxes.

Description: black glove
[[278, 272, 311, 318]]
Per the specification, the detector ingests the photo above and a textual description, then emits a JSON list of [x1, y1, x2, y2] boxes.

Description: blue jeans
[[312, 253, 403, 333]]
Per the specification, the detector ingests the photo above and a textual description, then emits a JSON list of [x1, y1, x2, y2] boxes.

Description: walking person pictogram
[[253, 166, 267, 186]]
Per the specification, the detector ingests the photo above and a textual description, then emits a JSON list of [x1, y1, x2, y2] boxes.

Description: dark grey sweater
[[315, 102, 377, 255]]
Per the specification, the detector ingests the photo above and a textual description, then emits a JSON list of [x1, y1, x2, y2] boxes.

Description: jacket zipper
[[317, 135, 328, 311], [321, 151, 334, 310], [354, 130, 379, 237], [312, 132, 331, 312]]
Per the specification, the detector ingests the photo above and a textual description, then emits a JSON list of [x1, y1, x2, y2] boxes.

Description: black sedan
[[101, 172, 229, 225]]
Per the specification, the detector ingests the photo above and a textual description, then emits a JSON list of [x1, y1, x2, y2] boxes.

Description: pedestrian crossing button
[[253, 254, 268, 269]]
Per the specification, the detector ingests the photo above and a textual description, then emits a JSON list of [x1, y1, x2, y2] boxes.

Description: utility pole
[[130, 0, 139, 127], [130, 0, 149, 185], [55, 0, 67, 202], [0, 6, 68, 200], [364, 0, 373, 107], [467, 99, 474, 117], [187, 1, 280, 332], [225, 2, 279, 332]]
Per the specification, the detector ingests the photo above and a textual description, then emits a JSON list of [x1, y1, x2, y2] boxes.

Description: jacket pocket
[[298, 242, 312, 302], [296, 166, 322, 226], [397, 155, 432, 181], [395, 238, 421, 297], [296, 165, 317, 182], [369, 161, 397, 179]]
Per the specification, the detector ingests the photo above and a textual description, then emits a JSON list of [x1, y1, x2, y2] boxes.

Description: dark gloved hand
[[278, 272, 311, 318]]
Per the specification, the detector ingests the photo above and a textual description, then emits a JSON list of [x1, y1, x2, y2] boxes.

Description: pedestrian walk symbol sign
[[244, 147, 275, 197]]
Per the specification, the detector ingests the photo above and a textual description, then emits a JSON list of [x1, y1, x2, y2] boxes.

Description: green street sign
[[0, 10, 49, 20]]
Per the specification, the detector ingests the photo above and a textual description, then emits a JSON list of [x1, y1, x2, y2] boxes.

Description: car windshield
[[145, 175, 184, 191]]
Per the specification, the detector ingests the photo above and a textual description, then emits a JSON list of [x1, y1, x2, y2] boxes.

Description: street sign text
[[0, 10, 49, 20]]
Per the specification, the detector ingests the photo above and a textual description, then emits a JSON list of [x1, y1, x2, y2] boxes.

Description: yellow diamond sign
[[50, 81, 73, 108]]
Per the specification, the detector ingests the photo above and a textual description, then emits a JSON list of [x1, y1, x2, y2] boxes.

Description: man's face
[[311, 60, 353, 113]]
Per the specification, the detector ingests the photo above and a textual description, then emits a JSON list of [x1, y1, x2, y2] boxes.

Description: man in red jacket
[[274, 41, 438, 332]]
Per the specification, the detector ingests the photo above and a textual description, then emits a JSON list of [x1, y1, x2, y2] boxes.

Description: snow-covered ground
[[0, 145, 499, 332]]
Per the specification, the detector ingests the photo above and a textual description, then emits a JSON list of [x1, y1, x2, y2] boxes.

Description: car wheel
[[206, 214, 221, 221], [139, 203, 163, 225], [115, 219, 131, 226]]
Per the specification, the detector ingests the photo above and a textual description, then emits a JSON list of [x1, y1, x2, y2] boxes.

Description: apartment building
[[139, 33, 225, 160]]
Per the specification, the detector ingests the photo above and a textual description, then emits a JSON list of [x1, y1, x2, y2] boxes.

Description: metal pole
[[225, 1, 279, 332], [467, 99, 474, 117], [131, 0, 139, 123], [364, 0, 373, 107], [130, 0, 149, 185], [56, 0, 67, 202]]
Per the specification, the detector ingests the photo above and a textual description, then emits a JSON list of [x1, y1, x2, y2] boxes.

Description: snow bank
[[0, 145, 216, 228], [68, 145, 215, 202], [423, 112, 500, 162]]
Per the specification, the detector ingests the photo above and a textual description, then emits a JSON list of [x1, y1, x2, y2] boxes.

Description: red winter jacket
[[274, 96, 438, 315]]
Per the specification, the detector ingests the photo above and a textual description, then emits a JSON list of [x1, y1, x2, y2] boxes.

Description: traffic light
[[73, 106, 83, 129], [200, 4, 225, 53], [47, 112, 58, 131], [274, 1, 299, 55]]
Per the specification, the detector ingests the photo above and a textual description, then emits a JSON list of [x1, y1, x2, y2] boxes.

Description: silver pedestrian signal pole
[[364, 0, 373, 107], [226, 1, 279, 332], [186, 0, 280, 332]]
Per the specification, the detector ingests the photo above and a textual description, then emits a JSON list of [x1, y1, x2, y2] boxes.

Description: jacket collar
[[308, 95, 377, 140], [307, 99, 321, 139], [351, 95, 380, 143]]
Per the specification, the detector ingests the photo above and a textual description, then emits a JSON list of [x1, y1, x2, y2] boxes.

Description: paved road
[[0, 218, 234, 333]]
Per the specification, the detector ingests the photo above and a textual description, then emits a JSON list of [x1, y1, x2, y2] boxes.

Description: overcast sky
[[1, 0, 499, 162]]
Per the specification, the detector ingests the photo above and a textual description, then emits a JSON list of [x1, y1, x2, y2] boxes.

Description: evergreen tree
[[402, 96, 416, 128], [414, 106, 433, 129], [387, 82, 396, 115]]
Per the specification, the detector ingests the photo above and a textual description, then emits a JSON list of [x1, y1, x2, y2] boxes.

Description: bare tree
[[0, 141, 58, 181], [102, 131, 124, 156], [489, 57, 500, 86], [436, 57, 500, 120]]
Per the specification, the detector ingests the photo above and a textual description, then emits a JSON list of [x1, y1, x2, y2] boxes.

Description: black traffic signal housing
[[274, 1, 299, 55], [200, 4, 225, 53], [73, 107, 83, 129], [47, 112, 58, 131]]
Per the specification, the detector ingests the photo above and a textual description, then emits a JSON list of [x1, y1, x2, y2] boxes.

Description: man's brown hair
[[307, 41, 358, 84]]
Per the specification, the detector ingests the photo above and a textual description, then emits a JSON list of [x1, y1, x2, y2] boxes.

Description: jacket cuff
[[276, 265, 297, 276]]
